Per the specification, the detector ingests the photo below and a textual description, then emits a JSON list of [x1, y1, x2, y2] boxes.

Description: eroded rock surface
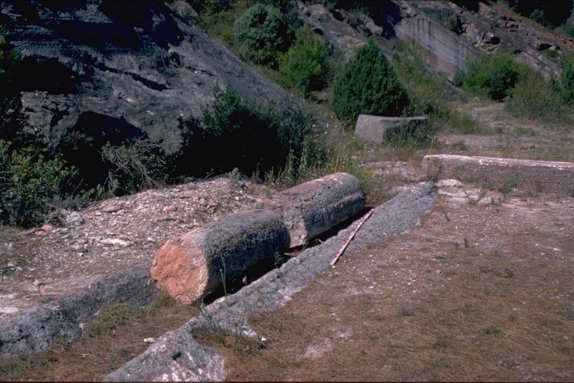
[[0, 0, 300, 150]]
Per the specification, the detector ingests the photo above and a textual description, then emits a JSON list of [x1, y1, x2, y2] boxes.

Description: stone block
[[422, 154, 574, 194], [150, 210, 290, 304], [354, 114, 428, 144], [261, 172, 366, 248]]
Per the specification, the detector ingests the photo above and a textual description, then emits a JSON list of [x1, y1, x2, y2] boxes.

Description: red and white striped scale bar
[[330, 208, 375, 267]]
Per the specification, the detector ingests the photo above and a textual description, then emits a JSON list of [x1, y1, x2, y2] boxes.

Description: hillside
[[0, 0, 573, 381]]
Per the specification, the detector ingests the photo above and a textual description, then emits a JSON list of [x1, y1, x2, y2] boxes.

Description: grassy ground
[[203, 190, 574, 381], [0, 293, 200, 381]]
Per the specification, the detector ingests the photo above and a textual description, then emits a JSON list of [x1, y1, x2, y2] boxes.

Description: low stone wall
[[150, 210, 290, 305], [261, 172, 365, 248], [422, 154, 574, 194]]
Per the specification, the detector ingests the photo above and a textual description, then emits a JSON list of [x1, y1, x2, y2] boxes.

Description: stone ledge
[[0, 266, 155, 355], [422, 154, 574, 194]]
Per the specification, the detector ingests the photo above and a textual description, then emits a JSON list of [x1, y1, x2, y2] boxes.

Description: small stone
[[100, 238, 130, 247], [143, 337, 155, 343], [66, 212, 85, 226]]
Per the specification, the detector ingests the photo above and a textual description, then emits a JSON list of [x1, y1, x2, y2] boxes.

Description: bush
[[391, 42, 453, 119], [278, 24, 329, 96], [0, 141, 72, 227], [455, 50, 530, 101], [506, 71, 567, 120], [559, 51, 574, 105], [233, 3, 293, 67], [331, 39, 409, 125], [178, 90, 322, 179]]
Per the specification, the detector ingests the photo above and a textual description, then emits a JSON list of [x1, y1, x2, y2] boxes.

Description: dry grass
[[200, 192, 574, 381], [0, 292, 199, 381]]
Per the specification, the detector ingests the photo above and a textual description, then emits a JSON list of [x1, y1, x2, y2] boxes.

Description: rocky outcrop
[[393, 0, 574, 80], [301, 0, 574, 81], [151, 210, 290, 304], [0, 0, 300, 151], [0, 266, 155, 355]]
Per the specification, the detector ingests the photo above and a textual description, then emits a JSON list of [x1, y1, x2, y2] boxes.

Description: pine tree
[[331, 39, 409, 124]]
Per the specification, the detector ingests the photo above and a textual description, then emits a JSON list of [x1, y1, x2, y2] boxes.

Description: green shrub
[[506, 71, 567, 120], [179, 90, 323, 179], [455, 50, 530, 101], [187, 0, 233, 14], [233, 3, 293, 67], [559, 51, 574, 105], [278, 24, 329, 96], [192, 0, 256, 46], [391, 42, 453, 119], [0, 141, 72, 227], [331, 39, 410, 125]]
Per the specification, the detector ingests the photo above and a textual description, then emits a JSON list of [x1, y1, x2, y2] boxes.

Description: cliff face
[[0, 0, 300, 152], [395, 0, 574, 80], [300, 0, 574, 81]]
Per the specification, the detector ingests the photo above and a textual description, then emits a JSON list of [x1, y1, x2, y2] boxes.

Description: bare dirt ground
[[207, 184, 574, 381], [0, 176, 274, 314]]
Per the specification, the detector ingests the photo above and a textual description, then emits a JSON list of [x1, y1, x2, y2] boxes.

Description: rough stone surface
[[0, 266, 155, 355], [260, 172, 365, 248], [392, 0, 573, 80], [354, 115, 428, 144], [422, 154, 574, 194], [105, 182, 437, 382], [0, 0, 300, 150], [151, 210, 290, 304]]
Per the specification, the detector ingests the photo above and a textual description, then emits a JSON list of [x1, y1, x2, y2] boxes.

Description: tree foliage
[[179, 90, 319, 176], [278, 24, 329, 96], [331, 39, 409, 124], [233, 3, 293, 67]]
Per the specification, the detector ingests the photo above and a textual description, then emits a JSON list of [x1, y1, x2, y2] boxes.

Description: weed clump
[[454, 50, 530, 101]]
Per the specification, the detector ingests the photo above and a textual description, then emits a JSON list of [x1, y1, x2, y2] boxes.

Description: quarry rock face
[[393, 0, 573, 80], [0, 0, 300, 151]]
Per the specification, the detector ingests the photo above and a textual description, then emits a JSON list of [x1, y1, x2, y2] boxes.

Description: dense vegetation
[[455, 48, 574, 121]]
